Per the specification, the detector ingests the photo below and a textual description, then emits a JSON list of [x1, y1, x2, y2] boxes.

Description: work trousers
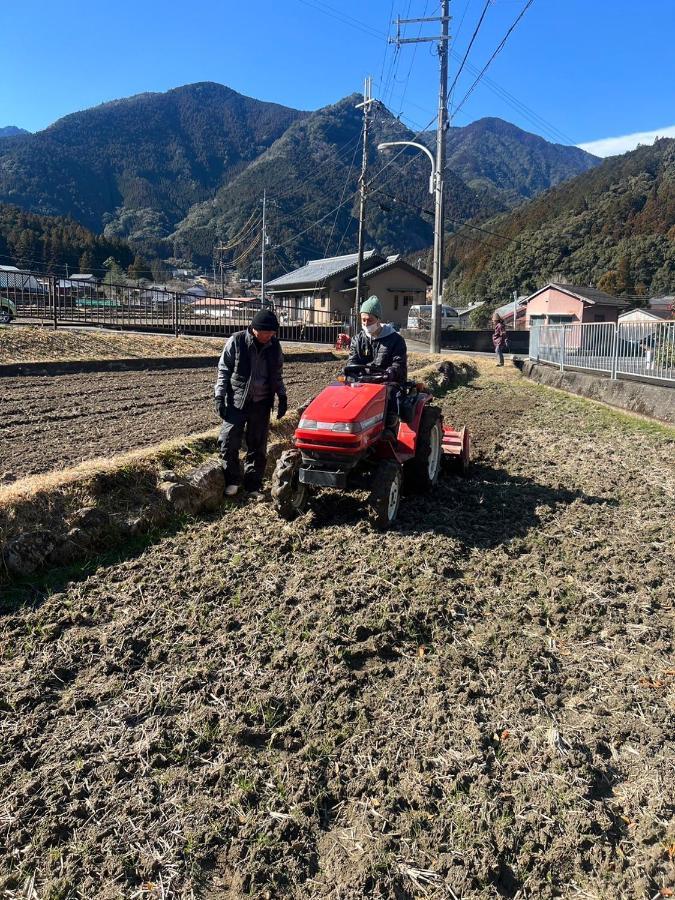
[[218, 400, 271, 490]]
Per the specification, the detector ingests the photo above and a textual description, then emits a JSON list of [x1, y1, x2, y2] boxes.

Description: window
[[548, 315, 575, 324], [394, 294, 399, 310], [403, 295, 413, 307]]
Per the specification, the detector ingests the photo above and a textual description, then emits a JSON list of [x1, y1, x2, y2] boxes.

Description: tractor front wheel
[[367, 460, 403, 530], [405, 405, 443, 492], [271, 450, 308, 520]]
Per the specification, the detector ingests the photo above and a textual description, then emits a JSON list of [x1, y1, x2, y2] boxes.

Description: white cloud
[[578, 125, 675, 158]]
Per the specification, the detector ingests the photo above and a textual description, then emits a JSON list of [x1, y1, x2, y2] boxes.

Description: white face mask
[[363, 322, 379, 337]]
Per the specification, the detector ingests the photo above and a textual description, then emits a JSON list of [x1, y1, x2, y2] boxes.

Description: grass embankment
[[0, 324, 226, 364]]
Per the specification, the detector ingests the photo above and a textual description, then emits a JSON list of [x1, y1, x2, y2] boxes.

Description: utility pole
[[260, 190, 267, 306], [354, 76, 375, 333], [392, 2, 450, 354]]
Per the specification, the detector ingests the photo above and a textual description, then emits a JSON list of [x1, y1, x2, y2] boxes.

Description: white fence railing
[[529, 321, 675, 384]]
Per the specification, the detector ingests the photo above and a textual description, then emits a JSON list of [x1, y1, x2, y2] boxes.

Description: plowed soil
[[0, 356, 344, 483], [1, 365, 674, 900]]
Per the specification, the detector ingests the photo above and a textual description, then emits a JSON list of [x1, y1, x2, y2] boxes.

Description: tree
[[596, 270, 622, 296], [79, 249, 96, 272], [128, 253, 152, 281], [102, 257, 126, 298]]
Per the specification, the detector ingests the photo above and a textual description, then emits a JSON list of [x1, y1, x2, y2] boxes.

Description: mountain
[[0, 126, 30, 139], [444, 138, 675, 304], [0, 83, 601, 272], [0, 203, 135, 275], [440, 117, 599, 205], [0, 83, 304, 251], [171, 95, 502, 271]]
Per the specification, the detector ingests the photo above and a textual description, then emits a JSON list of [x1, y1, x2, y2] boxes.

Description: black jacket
[[214, 329, 286, 409], [347, 325, 408, 384]]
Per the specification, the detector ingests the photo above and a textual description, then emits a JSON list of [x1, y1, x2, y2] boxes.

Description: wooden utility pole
[[354, 76, 375, 332], [392, 3, 450, 354], [260, 190, 267, 305]]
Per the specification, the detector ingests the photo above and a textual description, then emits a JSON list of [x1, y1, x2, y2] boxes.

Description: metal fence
[[529, 321, 675, 384], [3, 271, 346, 346]]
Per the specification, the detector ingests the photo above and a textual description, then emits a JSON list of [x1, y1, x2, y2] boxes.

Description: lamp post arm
[[376, 141, 436, 193]]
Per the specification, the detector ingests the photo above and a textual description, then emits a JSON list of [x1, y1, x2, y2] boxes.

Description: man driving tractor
[[347, 295, 407, 383], [347, 295, 407, 430]]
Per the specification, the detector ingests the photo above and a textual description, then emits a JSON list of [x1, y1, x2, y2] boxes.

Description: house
[[266, 251, 431, 328], [619, 296, 674, 324], [493, 296, 529, 330], [190, 297, 258, 320], [0, 265, 45, 295], [452, 301, 485, 329], [525, 283, 629, 328]]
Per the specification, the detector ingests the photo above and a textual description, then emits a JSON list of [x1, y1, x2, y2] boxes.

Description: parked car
[[407, 304, 459, 331], [0, 295, 17, 324]]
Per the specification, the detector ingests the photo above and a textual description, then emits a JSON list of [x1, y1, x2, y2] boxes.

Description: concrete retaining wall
[[520, 360, 675, 425]]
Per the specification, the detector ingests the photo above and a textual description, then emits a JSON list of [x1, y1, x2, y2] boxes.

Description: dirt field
[[1, 365, 674, 899], [0, 355, 344, 483]]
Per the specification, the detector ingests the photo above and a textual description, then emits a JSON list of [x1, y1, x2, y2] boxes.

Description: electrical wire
[[452, 0, 536, 119], [447, 0, 491, 106], [295, 0, 387, 39], [216, 210, 262, 251]]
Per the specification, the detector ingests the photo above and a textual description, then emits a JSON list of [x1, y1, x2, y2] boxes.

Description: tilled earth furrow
[[1, 360, 341, 480]]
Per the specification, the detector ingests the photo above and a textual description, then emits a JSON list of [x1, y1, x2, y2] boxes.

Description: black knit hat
[[251, 308, 279, 332]]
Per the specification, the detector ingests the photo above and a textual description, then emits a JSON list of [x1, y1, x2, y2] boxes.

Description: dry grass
[[0, 324, 226, 363]]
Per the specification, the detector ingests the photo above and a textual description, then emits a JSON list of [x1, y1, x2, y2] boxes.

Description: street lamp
[[377, 141, 442, 354], [377, 141, 436, 194]]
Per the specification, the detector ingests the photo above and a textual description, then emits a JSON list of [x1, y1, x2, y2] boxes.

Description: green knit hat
[[360, 295, 382, 318]]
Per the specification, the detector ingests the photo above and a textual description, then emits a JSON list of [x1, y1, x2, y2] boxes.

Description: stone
[[187, 459, 226, 511], [158, 480, 198, 515], [5, 531, 56, 577]]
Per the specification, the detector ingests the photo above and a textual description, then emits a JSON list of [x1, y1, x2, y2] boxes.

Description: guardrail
[[2, 271, 346, 346], [529, 321, 675, 384]]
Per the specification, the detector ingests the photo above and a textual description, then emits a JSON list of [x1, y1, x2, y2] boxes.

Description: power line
[[447, 0, 491, 104], [452, 0, 536, 119], [295, 0, 386, 39]]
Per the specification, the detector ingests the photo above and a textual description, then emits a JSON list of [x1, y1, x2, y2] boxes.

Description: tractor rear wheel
[[367, 460, 402, 529], [405, 404, 443, 492], [271, 450, 308, 520]]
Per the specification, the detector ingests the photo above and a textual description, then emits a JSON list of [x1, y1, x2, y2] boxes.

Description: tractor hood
[[301, 382, 386, 426]]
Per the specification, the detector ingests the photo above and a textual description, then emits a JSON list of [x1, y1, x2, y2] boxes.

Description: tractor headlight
[[331, 422, 361, 433]]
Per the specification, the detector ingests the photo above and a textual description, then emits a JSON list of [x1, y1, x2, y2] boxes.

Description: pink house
[[525, 283, 629, 328]]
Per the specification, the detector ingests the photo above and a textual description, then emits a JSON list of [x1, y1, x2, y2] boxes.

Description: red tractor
[[272, 364, 470, 528]]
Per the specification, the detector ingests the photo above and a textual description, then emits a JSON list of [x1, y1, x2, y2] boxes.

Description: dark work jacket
[[214, 329, 286, 410], [347, 324, 408, 384]]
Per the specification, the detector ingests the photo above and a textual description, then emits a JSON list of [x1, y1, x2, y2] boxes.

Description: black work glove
[[276, 394, 288, 420], [385, 367, 398, 383], [214, 396, 227, 420]]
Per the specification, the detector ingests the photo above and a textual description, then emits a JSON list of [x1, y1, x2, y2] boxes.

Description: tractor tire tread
[[405, 404, 443, 493], [271, 449, 307, 520], [367, 460, 402, 530]]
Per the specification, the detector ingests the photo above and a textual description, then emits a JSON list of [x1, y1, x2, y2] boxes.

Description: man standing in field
[[214, 309, 288, 496]]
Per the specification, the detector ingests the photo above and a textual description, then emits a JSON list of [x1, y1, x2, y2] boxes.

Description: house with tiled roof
[[524, 283, 629, 328], [266, 251, 431, 327]]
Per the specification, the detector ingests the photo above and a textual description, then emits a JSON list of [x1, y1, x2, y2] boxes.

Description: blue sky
[[2, 0, 674, 155]]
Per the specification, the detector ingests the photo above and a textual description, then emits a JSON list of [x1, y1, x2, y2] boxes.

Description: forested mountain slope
[[444, 138, 675, 303]]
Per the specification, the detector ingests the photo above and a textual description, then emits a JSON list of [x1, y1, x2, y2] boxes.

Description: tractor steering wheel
[[343, 364, 388, 383]]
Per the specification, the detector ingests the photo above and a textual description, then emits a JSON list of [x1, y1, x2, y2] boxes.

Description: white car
[[407, 304, 458, 331]]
